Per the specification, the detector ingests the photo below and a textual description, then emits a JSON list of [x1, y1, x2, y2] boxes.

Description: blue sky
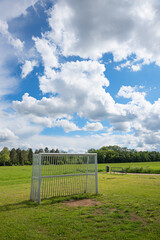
[[0, 0, 160, 152]]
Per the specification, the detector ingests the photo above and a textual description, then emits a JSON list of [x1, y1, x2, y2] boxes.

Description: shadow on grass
[[0, 193, 101, 212], [0, 200, 39, 212]]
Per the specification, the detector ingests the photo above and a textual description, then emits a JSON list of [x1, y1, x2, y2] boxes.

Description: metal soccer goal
[[30, 153, 98, 203]]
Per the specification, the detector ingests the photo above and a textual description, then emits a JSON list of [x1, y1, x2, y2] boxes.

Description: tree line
[[1, 145, 160, 166], [0, 147, 60, 166], [88, 146, 160, 163]]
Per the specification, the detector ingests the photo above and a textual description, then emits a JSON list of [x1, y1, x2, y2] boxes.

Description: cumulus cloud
[[4, 83, 160, 151], [21, 60, 38, 78], [13, 93, 71, 119], [48, 0, 160, 66], [14, 60, 112, 121], [83, 122, 103, 131], [115, 61, 142, 72], [0, 71, 18, 98], [33, 36, 59, 69], [0, 39, 20, 98], [0, 0, 39, 100], [0, 20, 24, 50], [131, 64, 142, 72], [117, 86, 147, 105], [30, 116, 53, 128], [14, 83, 160, 143], [1, 0, 160, 152], [0, 108, 44, 144], [0, 122, 159, 152], [39, 60, 109, 108], [116, 86, 160, 149], [0, 128, 18, 142], [0, 131, 137, 153], [0, 0, 38, 21], [54, 119, 80, 132]]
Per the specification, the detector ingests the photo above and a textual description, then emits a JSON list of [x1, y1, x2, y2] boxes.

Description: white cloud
[[0, 128, 18, 142], [1, 120, 160, 152], [131, 64, 142, 72], [14, 83, 156, 143], [27, 133, 137, 153], [21, 60, 38, 78], [0, 38, 20, 98], [0, 20, 24, 50], [0, 129, 137, 152], [14, 60, 113, 122], [54, 119, 80, 132], [47, 0, 160, 66], [115, 61, 142, 72], [0, 0, 38, 21], [30, 116, 53, 128], [1, 0, 160, 152], [117, 86, 146, 102], [0, 71, 18, 98], [33, 36, 59, 69], [2, 84, 160, 151], [0, 109, 43, 143], [83, 121, 103, 132], [0, 20, 8, 34], [13, 93, 71, 119], [114, 66, 121, 71], [0, 0, 39, 100]]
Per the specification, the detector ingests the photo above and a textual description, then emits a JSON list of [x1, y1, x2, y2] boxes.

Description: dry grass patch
[[62, 199, 102, 207], [108, 208, 117, 212], [129, 212, 147, 223]]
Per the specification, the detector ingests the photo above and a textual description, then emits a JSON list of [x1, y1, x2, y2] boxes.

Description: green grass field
[[98, 161, 160, 172], [0, 164, 160, 240]]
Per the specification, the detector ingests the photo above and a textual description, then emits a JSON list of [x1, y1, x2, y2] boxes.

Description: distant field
[[98, 162, 160, 172], [0, 164, 160, 239]]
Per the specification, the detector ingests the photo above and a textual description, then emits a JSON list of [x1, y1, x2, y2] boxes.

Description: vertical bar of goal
[[38, 154, 42, 204], [95, 154, 98, 194], [85, 156, 89, 193]]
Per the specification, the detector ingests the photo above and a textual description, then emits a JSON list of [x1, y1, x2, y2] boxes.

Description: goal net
[[30, 153, 98, 203]]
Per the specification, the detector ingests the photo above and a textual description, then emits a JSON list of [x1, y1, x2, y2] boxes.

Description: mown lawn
[[98, 161, 160, 172], [0, 165, 160, 240]]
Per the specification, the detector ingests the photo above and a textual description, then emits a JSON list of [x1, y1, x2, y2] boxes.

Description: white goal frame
[[30, 153, 98, 204]]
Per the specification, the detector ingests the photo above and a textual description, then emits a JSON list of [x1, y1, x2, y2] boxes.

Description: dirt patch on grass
[[37, 227, 47, 233], [108, 208, 117, 212], [129, 213, 146, 223], [92, 209, 104, 215], [62, 199, 102, 207]]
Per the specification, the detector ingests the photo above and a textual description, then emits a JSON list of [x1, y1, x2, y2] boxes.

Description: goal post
[[30, 153, 98, 204]]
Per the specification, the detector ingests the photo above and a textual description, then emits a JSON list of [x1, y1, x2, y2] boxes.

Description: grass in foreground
[[0, 166, 160, 239]]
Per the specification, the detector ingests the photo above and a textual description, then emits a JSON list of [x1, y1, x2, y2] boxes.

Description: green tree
[[38, 148, 43, 153], [50, 149, 55, 153], [0, 147, 11, 166], [97, 150, 106, 163], [88, 148, 97, 153], [44, 147, 49, 153], [28, 148, 33, 164], [35, 149, 39, 154], [149, 151, 156, 162], [10, 148, 18, 165], [21, 150, 28, 165], [16, 148, 22, 165]]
